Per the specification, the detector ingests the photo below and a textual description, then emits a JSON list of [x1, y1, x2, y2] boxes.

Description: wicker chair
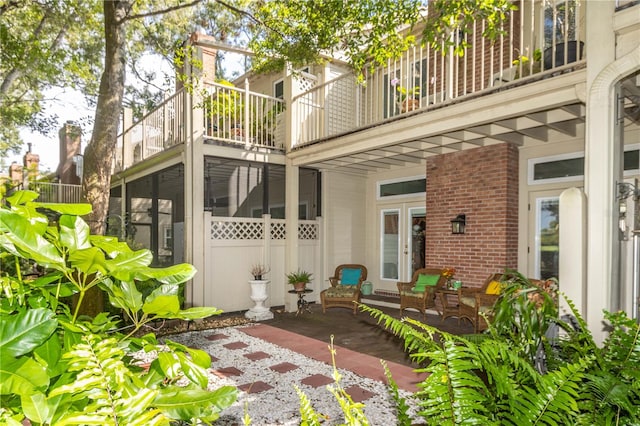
[[320, 264, 368, 314], [397, 268, 446, 318], [458, 272, 514, 333]]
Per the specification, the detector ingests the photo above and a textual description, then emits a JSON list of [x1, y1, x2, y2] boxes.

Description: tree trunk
[[77, 0, 131, 317]]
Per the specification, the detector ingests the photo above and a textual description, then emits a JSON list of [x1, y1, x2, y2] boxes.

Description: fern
[[296, 385, 323, 426], [382, 360, 412, 426], [50, 334, 167, 425]]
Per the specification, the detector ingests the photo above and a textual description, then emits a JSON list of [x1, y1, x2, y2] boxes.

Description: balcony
[[115, 0, 586, 171]]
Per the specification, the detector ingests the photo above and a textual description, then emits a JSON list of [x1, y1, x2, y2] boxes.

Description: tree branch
[[215, 0, 287, 39], [121, 0, 205, 23]]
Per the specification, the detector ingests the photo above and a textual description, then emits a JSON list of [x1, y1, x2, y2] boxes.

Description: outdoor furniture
[[437, 288, 461, 322], [320, 264, 368, 314], [458, 272, 514, 333], [397, 268, 446, 318]]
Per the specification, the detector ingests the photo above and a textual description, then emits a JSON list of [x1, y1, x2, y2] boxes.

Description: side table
[[436, 288, 460, 322], [288, 288, 313, 316]]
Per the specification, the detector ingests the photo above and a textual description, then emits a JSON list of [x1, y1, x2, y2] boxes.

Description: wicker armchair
[[397, 268, 446, 318], [458, 272, 514, 333], [320, 264, 368, 314]]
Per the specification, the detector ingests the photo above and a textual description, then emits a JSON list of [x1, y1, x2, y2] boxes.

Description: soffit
[[289, 71, 589, 175]]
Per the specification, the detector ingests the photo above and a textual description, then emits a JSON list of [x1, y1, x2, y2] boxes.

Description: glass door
[[381, 209, 400, 280], [408, 207, 426, 276], [529, 190, 561, 279], [380, 204, 426, 282]]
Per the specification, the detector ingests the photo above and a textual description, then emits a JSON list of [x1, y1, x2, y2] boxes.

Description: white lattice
[[299, 222, 318, 240], [211, 221, 263, 240], [271, 222, 286, 240]]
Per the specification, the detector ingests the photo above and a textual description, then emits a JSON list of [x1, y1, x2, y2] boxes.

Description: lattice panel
[[271, 222, 286, 240], [299, 223, 318, 240], [298, 75, 317, 93], [211, 221, 264, 240]]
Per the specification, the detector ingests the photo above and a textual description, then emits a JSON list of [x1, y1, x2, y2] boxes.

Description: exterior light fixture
[[451, 214, 466, 234]]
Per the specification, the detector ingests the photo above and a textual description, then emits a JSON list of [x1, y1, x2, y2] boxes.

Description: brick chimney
[[57, 121, 82, 185], [176, 32, 217, 90], [23, 143, 39, 181]]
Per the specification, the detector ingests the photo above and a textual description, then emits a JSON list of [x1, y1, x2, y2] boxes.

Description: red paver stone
[[207, 354, 219, 363], [213, 366, 243, 377], [223, 341, 249, 350], [206, 333, 229, 341], [301, 374, 333, 388], [344, 385, 376, 403], [238, 381, 273, 394], [244, 351, 271, 361], [270, 362, 299, 373]]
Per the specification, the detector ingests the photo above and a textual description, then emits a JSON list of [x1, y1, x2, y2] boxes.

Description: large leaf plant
[[0, 191, 236, 425]]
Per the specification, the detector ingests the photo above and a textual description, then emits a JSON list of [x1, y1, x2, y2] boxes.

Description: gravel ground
[[151, 324, 423, 425]]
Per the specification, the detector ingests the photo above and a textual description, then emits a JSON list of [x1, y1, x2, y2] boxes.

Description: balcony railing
[[292, 0, 586, 147], [203, 81, 286, 150], [115, 0, 587, 168], [22, 182, 83, 204]]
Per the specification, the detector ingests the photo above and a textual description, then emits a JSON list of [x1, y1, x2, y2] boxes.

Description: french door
[[380, 204, 426, 282], [528, 190, 562, 280]]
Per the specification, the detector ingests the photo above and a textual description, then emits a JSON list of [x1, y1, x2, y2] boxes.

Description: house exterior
[[110, 0, 640, 342]]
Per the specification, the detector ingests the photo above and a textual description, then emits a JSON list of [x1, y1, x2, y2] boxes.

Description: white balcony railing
[[203, 81, 286, 150], [26, 182, 83, 204], [115, 89, 185, 172], [292, 0, 586, 147]]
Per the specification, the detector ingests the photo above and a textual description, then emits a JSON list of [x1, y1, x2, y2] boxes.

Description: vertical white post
[[559, 187, 587, 318]]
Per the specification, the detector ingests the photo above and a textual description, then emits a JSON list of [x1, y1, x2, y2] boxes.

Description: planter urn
[[245, 279, 274, 321]]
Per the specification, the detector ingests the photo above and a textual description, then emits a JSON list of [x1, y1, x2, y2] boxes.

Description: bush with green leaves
[[360, 272, 640, 425], [0, 191, 236, 425]]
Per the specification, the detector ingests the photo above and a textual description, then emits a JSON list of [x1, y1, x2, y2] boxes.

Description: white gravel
[[163, 325, 424, 425]]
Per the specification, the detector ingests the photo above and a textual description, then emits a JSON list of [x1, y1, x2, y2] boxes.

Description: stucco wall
[[425, 143, 519, 288]]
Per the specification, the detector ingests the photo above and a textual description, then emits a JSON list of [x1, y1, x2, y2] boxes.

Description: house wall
[[322, 171, 367, 290], [425, 143, 519, 288]]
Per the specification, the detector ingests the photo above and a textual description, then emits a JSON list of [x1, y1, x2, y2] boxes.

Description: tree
[[0, 0, 103, 158]]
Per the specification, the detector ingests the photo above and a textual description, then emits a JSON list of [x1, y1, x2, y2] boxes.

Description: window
[[163, 226, 172, 249], [377, 176, 426, 199], [529, 147, 640, 185], [274, 80, 284, 99]]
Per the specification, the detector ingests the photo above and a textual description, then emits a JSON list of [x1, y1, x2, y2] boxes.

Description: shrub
[[0, 191, 236, 425]]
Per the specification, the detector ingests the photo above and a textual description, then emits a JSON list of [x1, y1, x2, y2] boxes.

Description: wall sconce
[[451, 214, 466, 234]]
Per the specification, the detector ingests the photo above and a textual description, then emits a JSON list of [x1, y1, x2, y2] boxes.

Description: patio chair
[[397, 268, 446, 318], [458, 272, 514, 333], [320, 264, 368, 314]]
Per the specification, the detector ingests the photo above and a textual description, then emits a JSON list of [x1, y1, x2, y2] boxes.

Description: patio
[[161, 301, 474, 424]]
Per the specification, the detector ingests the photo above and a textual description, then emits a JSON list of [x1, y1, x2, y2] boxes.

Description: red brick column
[[425, 143, 519, 288]]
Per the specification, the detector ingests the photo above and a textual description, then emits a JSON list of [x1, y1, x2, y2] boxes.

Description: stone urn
[[245, 279, 274, 321]]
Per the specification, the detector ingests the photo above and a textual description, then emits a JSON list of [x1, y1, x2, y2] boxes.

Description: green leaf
[[174, 306, 223, 320], [103, 280, 143, 312], [0, 308, 57, 358], [154, 386, 237, 420], [89, 235, 134, 258], [143, 293, 180, 316], [59, 215, 91, 251], [6, 190, 40, 205], [0, 356, 49, 396], [21, 392, 50, 424], [67, 247, 107, 276], [133, 263, 197, 285], [0, 210, 65, 268], [29, 202, 93, 216]]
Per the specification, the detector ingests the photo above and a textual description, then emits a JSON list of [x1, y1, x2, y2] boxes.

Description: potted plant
[[250, 263, 270, 280], [513, 48, 542, 79], [390, 77, 421, 113], [287, 269, 313, 291], [247, 263, 273, 320]]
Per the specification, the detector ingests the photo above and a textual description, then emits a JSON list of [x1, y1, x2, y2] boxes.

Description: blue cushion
[[341, 268, 362, 285]]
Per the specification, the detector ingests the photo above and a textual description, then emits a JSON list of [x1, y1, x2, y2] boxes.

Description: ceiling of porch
[[290, 69, 639, 175]]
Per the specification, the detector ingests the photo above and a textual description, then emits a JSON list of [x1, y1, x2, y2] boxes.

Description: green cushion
[[341, 268, 362, 285], [413, 274, 440, 292]]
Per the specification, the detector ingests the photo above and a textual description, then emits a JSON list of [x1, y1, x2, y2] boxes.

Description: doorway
[[380, 204, 426, 283]]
